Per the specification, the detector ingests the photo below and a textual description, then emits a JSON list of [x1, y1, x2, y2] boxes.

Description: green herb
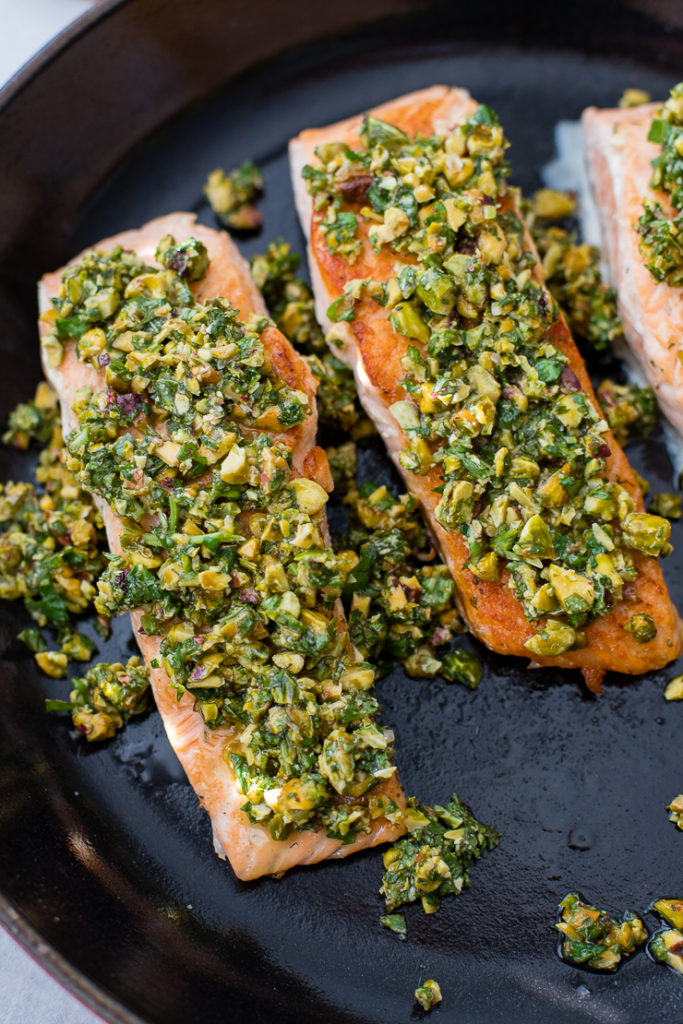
[[556, 893, 647, 970]]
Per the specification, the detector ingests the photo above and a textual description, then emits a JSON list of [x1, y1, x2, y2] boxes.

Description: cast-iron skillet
[[1, 2, 683, 1021]]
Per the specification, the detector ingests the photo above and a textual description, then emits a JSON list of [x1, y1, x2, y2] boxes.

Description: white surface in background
[[0, 2, 103, 1020], [0, 0, 92, 86]]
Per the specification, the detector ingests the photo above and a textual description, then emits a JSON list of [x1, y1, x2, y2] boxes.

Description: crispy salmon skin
[[582, 101, 683, 439], [39, 212, 405, 880], [290, 87, 682, 690]]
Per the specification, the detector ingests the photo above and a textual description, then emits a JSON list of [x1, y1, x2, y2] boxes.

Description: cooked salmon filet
[[582, 102, 683, 439], [290, 88, 682, 689], [39, 212, 405, 880]]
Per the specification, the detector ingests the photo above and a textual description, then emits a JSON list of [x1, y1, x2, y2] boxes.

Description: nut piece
[[291, 478, 329, 515], [220, 445, 249, 484]]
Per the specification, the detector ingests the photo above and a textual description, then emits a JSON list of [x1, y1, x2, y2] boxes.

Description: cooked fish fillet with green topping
[[290, 85, 682, 692], [39, 212, 406, 880]]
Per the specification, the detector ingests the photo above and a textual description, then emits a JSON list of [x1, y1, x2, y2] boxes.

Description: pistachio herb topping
[[527, 192, 623, 352], [380, 794, 500, 918], [638, 83, 683, 284], [204, 161, 263, 232], [303, 107, 672, 658], [342, 474, 476, 681], [556, 893, 647, 971], [41, 239, 404, 843], [46, 656, 150, 741], [0, 384, 107, 664], [250, 239, 370, 435], [596, 379, 658, 446]]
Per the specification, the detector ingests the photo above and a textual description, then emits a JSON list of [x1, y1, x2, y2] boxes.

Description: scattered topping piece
[[649, 929, 683, 975], [664, 674, 683, 700], [46, 656, 150, 741], [620, 88, 651, 109], [155, 234, 209, 280], [556, 893, 647, 970], [648, 492, 682, 519], [204, 161, 263, 231], [380, 913, 407, 940], [0, 394, 106, 648], [2, 381, 59, 450], [414, 979, 442, 1012], [380, 794, 500, 916], [530, 188, 577, 221], [668, 794, 683, 830], [596, 380, 658, 445]]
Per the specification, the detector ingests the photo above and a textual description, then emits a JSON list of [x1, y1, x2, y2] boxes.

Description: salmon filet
[[290, 87, 682, 690], [582, 101, 683, 439], [39, 212, 405, 880]]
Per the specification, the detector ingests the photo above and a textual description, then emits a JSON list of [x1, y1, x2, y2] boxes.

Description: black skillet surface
[[1, 2, 683, 1022]]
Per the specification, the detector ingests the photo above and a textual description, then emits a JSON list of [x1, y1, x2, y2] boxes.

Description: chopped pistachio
[[625, 613, 657, 643], [35, 650, 68, 678], [653, 899, 683, 930], [664, 674, 683, 700], [668, 794, 683, 830], [530, 188, 576, 221], [414, 980, 442, 1012]]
